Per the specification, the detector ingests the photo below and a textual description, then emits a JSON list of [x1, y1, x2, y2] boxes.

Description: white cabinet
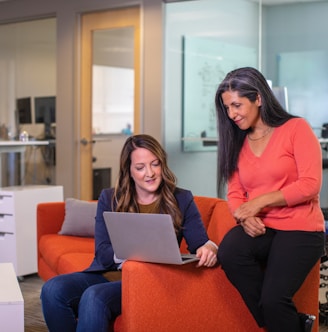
[[0, 263, 24, 332], [0, 185, 63, 277]]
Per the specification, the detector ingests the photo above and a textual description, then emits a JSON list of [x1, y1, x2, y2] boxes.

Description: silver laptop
[[103, 211, 199, 265]]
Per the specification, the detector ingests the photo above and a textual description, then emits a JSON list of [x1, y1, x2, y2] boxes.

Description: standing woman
[[215, 67, 324, 332], [41, 134, 217, 332]]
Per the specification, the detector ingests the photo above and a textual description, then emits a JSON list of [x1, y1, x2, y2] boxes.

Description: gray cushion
[[58, 198, 97, 237]]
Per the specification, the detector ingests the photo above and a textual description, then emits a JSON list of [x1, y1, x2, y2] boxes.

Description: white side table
[[0, 263, 24, 332]]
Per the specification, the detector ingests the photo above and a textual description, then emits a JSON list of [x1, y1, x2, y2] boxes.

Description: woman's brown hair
[[112, 134, 182, 232]]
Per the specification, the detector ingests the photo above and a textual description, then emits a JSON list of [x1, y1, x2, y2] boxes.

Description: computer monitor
[[34, 96, 56, 138], [272, 86, 288, 112], [16, 97, 32, 124]]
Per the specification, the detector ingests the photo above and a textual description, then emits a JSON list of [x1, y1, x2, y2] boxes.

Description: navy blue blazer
[[85, 187, 209, 272]]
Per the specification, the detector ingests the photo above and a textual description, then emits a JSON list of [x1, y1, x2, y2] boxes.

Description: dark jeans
[[40, 272, 121, 332], [218, 226, 325, 332]]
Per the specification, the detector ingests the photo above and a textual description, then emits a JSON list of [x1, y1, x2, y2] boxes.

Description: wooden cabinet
[[0, 185, 63, 277]]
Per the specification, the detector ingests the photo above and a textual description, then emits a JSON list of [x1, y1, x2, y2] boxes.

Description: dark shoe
[[299, 313, 316, 332]]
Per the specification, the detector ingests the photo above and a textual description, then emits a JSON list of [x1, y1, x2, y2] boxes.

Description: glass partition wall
[[164, 0, 261, 197], [164, 0, 328, 199], [0, 0, 327, 199], [0, 18, 56, 186]]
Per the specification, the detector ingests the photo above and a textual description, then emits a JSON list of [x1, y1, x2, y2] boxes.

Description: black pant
[[218, 226, 325, 332]]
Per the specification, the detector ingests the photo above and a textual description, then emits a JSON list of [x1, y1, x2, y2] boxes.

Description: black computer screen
[[34, 96, 56, 124], [16, 97, 32, 124]]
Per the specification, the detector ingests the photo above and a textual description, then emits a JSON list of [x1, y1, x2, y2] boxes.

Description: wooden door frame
[[79, 6, 140, 200]]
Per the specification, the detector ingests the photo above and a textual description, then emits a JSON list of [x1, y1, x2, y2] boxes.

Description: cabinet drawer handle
[[0, 214, 12, 219], [0, 231, 14, 237]]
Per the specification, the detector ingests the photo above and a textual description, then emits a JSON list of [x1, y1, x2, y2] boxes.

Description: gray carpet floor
[[19, 273, 47, 332]]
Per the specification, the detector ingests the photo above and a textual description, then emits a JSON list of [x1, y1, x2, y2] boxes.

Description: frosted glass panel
[[182, 37, 257, 152], [92, 27, 134, 135], [92, 65, 134, 134], [278, 50, 328, 136]]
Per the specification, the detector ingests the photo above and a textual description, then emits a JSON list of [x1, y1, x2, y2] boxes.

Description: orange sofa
[[37, 196, 320, 332]]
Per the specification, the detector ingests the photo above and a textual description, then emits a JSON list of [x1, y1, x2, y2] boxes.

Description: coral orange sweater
[[228, 118, 325, 232]]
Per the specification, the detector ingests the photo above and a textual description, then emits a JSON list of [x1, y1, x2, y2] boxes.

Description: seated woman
[[40, 134, 218, 332], [215, 67, 325, 332]]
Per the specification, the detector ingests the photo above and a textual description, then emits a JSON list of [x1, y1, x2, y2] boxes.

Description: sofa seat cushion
[[57, 252, 95, 274], [39, 234, 94, 272]]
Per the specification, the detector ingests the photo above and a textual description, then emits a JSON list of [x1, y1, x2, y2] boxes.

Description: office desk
[[319, 138, 328, 145], [0, 141, 49, 187], [183, 137, 328, 147]]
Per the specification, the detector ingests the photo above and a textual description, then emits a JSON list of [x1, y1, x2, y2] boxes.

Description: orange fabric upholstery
[[37, 197, 320, 332], [37, 202, 95, 281], [120, 260, 320, 332]]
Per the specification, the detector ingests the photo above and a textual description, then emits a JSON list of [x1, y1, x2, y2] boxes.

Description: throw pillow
[[58, 198, 97, 237]]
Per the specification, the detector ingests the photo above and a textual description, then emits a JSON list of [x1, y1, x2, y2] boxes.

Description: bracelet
[[206, 239, 218, 250]]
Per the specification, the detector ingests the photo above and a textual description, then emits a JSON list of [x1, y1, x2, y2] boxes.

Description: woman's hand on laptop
[[196, 241, 218, 267]]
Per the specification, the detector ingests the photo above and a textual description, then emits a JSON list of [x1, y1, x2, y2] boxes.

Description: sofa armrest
[[293, 260, 320, 332], [121, 261, 264, 332], [121, 259, 320, 332], [37, 202, 65, 243], [179, 197, 236, 253], [207, 198, 236, 244]]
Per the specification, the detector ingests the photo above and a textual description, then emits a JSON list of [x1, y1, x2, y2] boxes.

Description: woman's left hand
[[234, 199, 262, 222], [234, 191, 286, 222], [196, 242, 218, 267]]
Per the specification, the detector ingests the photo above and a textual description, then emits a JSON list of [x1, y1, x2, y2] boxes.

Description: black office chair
[[322, 123, 328, 167], [321, 122, 328, 224], [322, 123, 328, 139]]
